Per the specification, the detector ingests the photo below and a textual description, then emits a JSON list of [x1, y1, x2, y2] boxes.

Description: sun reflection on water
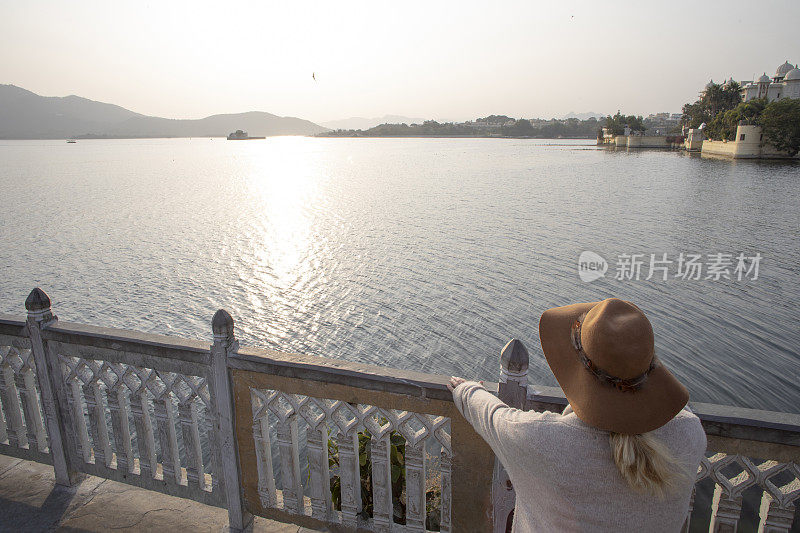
[[238, 138, 329, 340]]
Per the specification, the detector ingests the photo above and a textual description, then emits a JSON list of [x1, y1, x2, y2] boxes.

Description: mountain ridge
[[0, 84, 327, 139]]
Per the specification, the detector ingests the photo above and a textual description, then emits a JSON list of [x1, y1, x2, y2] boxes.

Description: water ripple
[[1, 138, 798, 413]]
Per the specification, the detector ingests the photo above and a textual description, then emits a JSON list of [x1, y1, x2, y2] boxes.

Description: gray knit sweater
[[453, 381, 707, 533]]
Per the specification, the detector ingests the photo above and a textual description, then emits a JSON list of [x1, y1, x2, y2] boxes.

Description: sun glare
[[241, 138, 326, 316]]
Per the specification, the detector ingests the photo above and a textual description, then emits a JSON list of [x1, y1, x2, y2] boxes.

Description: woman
[[448, 298, 707, 532]]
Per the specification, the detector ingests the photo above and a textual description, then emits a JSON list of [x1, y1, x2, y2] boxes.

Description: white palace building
[[739, 61, 800, 102], [605, 60, 800, 158], [686, 60, 800, 159]]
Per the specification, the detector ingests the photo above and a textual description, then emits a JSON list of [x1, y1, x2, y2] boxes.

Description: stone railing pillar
[[210, 309, 253, 532], [498, 339, 529, 407], [710, 485, 743, 533], [492, 339, 529, 533], [758, 492, 795, 533], [25, 288, 81, 486]]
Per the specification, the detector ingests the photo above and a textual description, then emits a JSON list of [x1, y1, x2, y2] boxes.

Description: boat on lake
[[66, 140, 76, 143], [227, 130, 265, 140]]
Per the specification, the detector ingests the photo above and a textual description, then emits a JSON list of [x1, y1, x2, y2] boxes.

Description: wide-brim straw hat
[[539, 298, 688, 434]]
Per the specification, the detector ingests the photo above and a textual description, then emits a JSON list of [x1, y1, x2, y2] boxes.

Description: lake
[[1, 137, 798, 413]]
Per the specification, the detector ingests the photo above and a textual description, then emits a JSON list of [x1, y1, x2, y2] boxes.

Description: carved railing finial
[[212, 309, 234, 338], [25, 287, 50, 312], [212, 309, 238, 353], [25, 287, 57, 325], [500, 338, 529, 383]]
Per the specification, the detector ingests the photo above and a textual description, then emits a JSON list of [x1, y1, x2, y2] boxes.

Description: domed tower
[[757, 73, 771, 98], [783, 68, 800, 99], [774, 61, 795, 81]]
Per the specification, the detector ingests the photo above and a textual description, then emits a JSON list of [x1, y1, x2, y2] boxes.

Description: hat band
[[571, 315, 659, 392]]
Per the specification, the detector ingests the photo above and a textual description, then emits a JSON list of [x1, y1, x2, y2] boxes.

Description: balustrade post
[[210, 309, 253, 532], [153, 389, 180, 483], [493, 339, 529, 533], [710, 485, 743, 533], [105, 364, 133, 474], [25, 288, 81, 485], [275, 411, 303, 514], [338, 427, 362, 528], [370, 432, 392, 532], [178, 398, 205, 490], [404, 435, 427, 532], [252, 415, 277, 507], [758, 492, 794, 533]]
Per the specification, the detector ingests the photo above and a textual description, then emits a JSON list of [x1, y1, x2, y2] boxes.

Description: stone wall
[[626, 135, 669, 148], [701, 125, 799, 159], [701, 139, 742, 157]]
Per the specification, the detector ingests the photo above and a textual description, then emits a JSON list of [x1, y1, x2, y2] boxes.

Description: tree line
[[602, 112, 646, 136], [318, 117, 604, 138]]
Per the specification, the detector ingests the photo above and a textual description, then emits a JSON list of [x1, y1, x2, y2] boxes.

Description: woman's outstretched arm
[[448, 377, 538, 463]]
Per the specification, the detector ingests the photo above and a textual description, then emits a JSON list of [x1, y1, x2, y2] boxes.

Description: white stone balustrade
[[248, 388, 452, 532], [0, 287, 798, 532], [0, 342, 48, 459]]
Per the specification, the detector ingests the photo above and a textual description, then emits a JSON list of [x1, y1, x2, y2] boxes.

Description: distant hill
[[0, 84, 328, 139], [321, 115, 426, 131], [96, 111, 328, 138]]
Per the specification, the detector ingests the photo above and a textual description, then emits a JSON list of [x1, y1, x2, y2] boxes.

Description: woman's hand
[[447, 376, 466, 391]]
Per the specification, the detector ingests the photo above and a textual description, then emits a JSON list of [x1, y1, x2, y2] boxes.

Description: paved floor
[[0, 455, 326, 532]]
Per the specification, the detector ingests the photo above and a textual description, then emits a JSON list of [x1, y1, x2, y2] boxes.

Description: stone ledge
[[0, 455, 327, 532]]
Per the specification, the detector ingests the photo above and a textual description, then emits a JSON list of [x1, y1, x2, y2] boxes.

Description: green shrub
[[327, 425, 442, 530], [761, 98, 800, 157]]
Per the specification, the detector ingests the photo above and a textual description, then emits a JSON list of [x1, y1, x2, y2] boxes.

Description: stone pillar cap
[[501, 339, 529, 374], [212, 309, 234, 336], [25, 288, 51, 312]]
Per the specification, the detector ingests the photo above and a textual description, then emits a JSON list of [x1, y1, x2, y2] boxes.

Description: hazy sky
[[2, 1, 799, 123]]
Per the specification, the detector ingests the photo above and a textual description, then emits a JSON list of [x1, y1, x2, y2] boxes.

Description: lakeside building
[[462, 116, 515, 130], [739, 61, 800, 102], [598, 111, 684, 147], [599, 126, 684, 149], [598, 111, 683, 145], [644, 112, 682, 135], [685, 61, 800, 159]]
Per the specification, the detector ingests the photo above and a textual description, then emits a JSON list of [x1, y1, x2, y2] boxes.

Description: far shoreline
[[0, 135, 598, 141], [314, 134, 595, 140]]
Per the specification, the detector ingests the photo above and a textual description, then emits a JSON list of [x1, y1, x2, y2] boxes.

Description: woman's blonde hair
[[609, 432, 689, 498]]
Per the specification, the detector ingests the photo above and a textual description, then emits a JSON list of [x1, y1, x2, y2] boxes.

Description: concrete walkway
[[0, 455, 326, 533]]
